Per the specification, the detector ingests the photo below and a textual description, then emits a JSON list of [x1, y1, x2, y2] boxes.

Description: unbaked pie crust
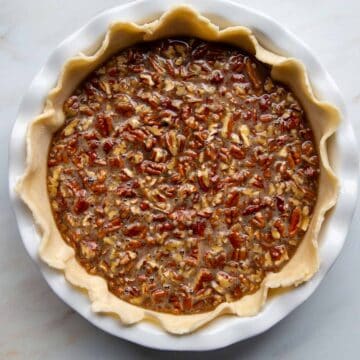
[[16, 5, 340, 334]]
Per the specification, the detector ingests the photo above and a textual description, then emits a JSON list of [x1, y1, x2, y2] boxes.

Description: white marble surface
[[1, 0, 359, 358]]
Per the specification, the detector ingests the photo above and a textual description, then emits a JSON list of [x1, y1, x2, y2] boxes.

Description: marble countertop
[[1, 0, 359, 358]]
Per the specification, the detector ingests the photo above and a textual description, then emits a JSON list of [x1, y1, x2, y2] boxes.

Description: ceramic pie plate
[[8, 0, 358, 351]]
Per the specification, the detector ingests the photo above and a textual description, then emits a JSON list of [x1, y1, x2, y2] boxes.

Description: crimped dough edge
[[16, 5, 340, 334]]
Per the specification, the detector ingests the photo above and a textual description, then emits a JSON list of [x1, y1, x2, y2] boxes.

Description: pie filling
[[47, 38, 319, 314]]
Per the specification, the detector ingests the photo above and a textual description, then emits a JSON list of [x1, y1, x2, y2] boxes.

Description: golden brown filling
[[47, 38, 319, 314]]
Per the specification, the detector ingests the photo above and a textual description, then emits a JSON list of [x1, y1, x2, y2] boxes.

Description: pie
[[49, 38, 320, 314], [16, 5, 340, 333]]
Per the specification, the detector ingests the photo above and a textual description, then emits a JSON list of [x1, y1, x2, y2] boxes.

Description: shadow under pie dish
[[16, 5, 340, 334]]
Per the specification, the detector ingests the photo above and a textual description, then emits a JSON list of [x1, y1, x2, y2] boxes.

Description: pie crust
[[16, 5, 340, 334]]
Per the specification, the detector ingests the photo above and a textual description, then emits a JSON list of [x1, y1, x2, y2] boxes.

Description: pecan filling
[[47, 38, 319, 314]]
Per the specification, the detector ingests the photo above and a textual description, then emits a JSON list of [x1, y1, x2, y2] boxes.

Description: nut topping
[[48, 38, 319, 314]]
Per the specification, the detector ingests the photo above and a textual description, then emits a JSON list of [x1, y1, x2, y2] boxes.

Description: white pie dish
[[8, 0, 358, 351]]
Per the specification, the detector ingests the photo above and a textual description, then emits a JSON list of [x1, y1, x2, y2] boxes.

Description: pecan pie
[[17, 6, 339, 333]]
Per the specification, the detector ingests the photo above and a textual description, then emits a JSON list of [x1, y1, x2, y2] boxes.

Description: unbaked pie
[[17, 5, 339, 333]]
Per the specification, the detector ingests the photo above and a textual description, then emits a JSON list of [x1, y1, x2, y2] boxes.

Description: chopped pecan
[[95, 114, 113, 137], [140, 160, 166, 175], [123, 223, 146, 237], [74, 198, 89, 214], [193, 269, 213, 291], [289, 207, 302, 236]]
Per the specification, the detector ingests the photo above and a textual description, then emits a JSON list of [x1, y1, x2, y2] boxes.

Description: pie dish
[[15, 5, 340, 334], [10, 0, 358, 350]]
